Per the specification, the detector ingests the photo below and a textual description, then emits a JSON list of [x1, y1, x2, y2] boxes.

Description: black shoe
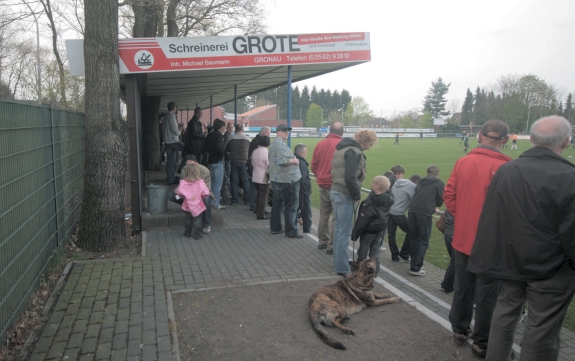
[[318, 245, 327, 250], [452, 332, 472, 346], [326, 250, 333, 255], [257, 217, 268, 220], [287, 234, 304, 239], [471, 344, 486, 358], [184, 232, 191, 238], [392, 258, 399, 262]]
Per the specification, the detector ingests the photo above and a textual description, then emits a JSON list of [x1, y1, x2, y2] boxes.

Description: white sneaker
[[409, 269, 426, 276], [202, 226, 211, 234]]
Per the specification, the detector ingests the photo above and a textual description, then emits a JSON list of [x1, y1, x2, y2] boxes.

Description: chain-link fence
[[0, 100, 85, 345]]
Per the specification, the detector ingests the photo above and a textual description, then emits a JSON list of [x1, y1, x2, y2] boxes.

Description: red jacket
[[444, 146, 512, 256], [311, 134, 342, 188]]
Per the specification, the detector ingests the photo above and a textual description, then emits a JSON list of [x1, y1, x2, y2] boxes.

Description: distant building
[[176, 104, 304, 128], [176, 106, 226, 126], [238, 105, 303, 128]]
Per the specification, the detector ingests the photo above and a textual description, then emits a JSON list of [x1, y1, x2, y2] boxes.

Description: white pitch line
[[307, 228, 522, 356]]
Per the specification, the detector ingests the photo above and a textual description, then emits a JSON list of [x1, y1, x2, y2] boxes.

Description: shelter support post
[[234, 85, 238, 125], [209, 96, 213, 125], [126, 74, 142, 234], [287, 65, 292, 148]]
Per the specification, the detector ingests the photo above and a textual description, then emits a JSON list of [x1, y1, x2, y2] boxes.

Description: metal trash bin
[[147, 185, 169, 214]]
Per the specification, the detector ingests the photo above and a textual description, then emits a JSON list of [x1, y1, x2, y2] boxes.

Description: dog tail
[[308, 310, 346, 350]]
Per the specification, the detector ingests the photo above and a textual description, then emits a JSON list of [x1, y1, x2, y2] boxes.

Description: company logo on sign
[[135, 50, 154, 69]]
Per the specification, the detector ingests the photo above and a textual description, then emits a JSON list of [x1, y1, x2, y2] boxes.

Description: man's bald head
[[530, 116, 571, 154], [330, 122, 344, 136]]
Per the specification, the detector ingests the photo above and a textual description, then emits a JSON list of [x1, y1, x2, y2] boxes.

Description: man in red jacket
[[311, 122, 343, 253], [444, 119, 511, 358]]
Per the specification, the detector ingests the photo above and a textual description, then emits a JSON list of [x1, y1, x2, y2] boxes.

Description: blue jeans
[[270, 181, 300, 238], [208, 161, 224, 208], [330, 189, 355, 274], [202, 196, 211, 227], [164, 141, 185, 183], [230, 162, 250, 205]]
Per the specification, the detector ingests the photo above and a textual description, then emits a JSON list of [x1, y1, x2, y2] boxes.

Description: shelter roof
[[67, 33, 371, 111], [120, 61, 366, 111]]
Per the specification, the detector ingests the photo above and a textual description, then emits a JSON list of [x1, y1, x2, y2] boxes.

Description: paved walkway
[[26, 203, 575, 360]]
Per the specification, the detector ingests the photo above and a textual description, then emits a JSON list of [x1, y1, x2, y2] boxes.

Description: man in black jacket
[[203, 118, 226, 210], [468, 116, 575, 361], [407, 165, 444, 276], [184, 107, 205, 163], [295, 144, 311, 233]]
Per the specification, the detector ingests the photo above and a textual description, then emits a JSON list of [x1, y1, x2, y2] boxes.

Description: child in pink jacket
[[176, 163, 210, 239]]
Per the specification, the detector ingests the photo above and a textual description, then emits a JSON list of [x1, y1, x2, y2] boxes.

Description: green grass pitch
[[291, 135, 575, 331]]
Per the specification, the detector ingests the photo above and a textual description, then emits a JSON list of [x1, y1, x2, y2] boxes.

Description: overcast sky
[[264, 0, 575, 118]]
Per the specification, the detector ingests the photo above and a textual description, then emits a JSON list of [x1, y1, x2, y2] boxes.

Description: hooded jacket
[[408, 177, 444, 216], [296, 154, 311, 195], [389, 178, 416, 215], [444, 146, 512, 255], [468, 147, 575, 281], [331, 138, 366, 200], [352, 190, 395, 240], [311, 133, 342, 188], [176, 179, 209, 217]]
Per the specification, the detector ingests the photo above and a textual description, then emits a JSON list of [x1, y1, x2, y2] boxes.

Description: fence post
[[49, 106, 60, 247]]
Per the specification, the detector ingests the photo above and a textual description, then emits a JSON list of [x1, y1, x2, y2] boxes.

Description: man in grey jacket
[[224, 124, 251, 206], [387, 165, 416, 262], [162, 102, 184, 185]]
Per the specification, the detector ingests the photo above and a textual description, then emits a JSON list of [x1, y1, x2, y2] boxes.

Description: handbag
[[435, 212, 446, 234]]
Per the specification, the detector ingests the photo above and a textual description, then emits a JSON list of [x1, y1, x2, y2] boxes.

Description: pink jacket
[[251, 146, 269, 184], [176, 179, 209, 217]]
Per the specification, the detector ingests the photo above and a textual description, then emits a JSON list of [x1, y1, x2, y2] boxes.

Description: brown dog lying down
[[308, 258, 400, 350]]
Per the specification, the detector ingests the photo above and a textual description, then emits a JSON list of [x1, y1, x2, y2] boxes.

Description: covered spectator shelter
[[67, 32, 371, 233]]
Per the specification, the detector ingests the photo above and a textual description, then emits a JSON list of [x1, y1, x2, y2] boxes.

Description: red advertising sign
[[118, 33, 370, 74]]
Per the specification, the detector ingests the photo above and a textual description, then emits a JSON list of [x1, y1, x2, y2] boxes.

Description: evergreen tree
[[310, 85, 319, 105], [300, 85, 311, 121], [565, 93, 573, 123], [422, 77, 451, 117], [559, 101, 564, 117], [461, 88, 473, 125], [341, 89, 352, 111]]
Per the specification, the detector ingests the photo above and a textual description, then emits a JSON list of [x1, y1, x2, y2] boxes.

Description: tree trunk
[[78, 0, 127, 252], [166, 0, 180, 37]]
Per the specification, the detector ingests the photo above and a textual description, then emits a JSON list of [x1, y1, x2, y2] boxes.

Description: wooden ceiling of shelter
[[119, 61, 366, 111]]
